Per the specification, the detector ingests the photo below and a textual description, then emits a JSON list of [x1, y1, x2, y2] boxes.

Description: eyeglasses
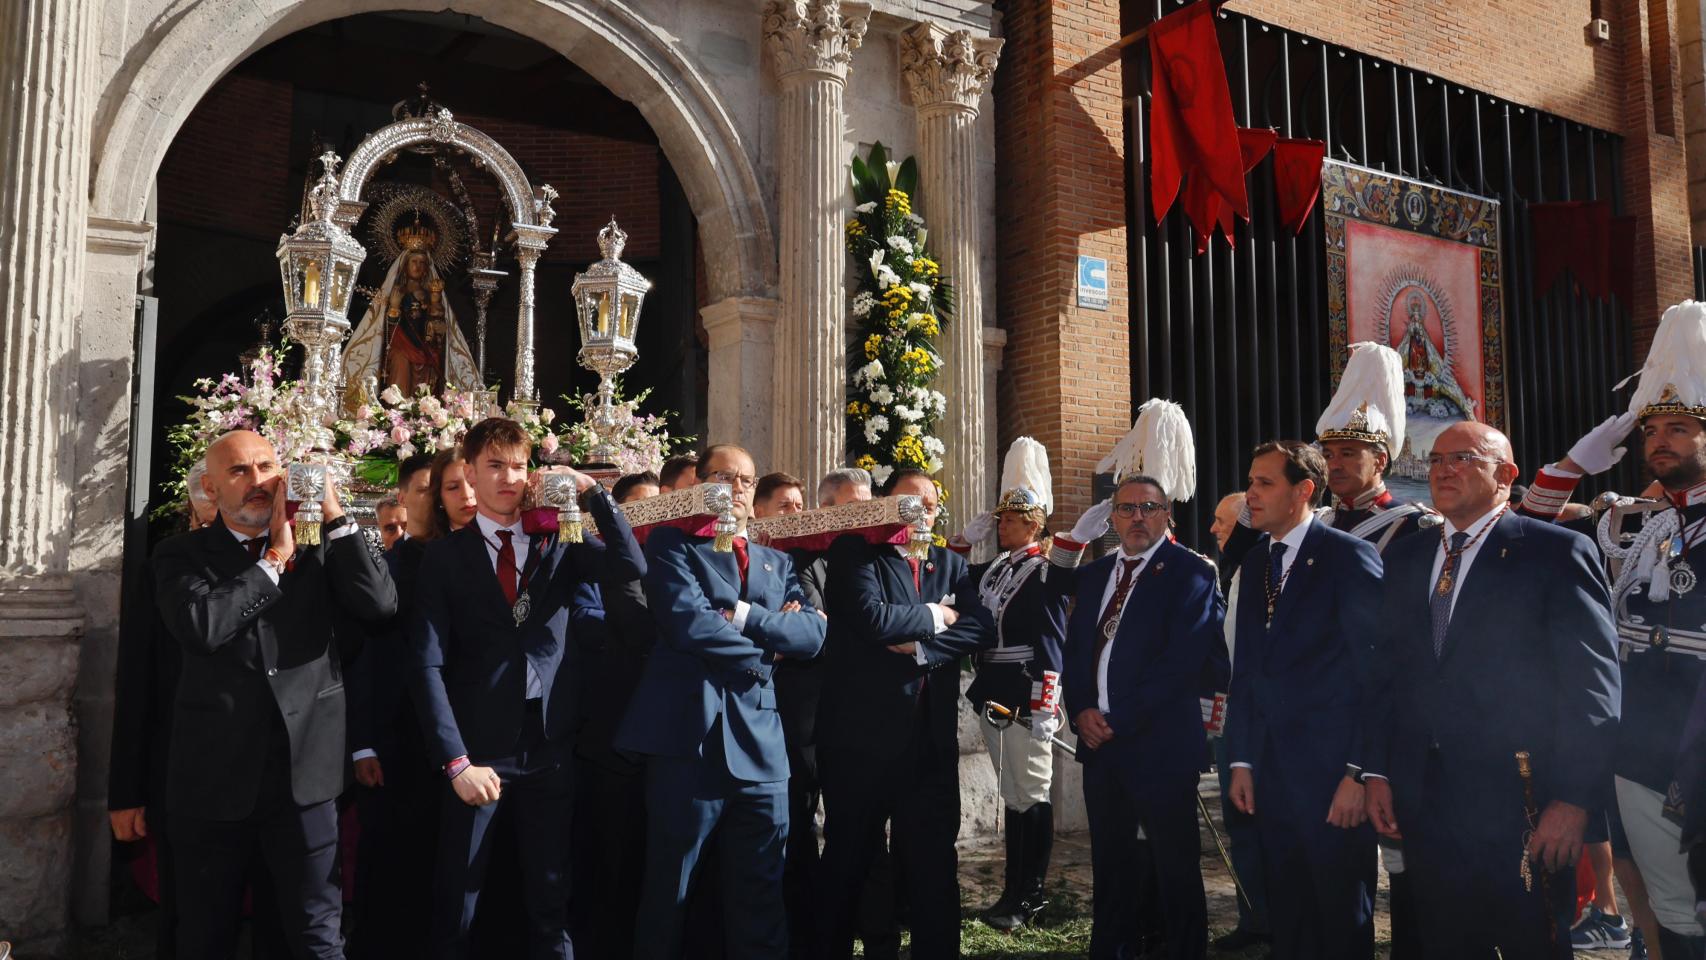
[[1425, 451, 1505, 472], [1112, 501, 1168, 518], [706, 470, 757, 490]]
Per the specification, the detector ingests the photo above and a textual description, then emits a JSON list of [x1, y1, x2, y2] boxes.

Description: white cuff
[[912, 642, 929, 666], [730, 601, 751, 631], [1361, 772, 1388, 781], [255, 559, 280, 585], [352, 749, 377, 762], [1230, 761, 1253, 770], [326, 522, 359, 541]]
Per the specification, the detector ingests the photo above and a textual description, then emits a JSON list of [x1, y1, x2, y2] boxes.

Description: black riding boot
[[986, 802, 1053, 930], [980, 808, 1025, 922]]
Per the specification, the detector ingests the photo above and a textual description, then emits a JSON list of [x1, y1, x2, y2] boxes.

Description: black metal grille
[[1123, 4, 1635, 547]]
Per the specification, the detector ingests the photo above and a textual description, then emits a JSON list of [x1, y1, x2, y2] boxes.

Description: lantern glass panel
[[595, 291, 611, 337], [299, 257, 324, 310], [619, 294, 639, 338], [279, 259, 294, 309], [330, 262, 354, 314]]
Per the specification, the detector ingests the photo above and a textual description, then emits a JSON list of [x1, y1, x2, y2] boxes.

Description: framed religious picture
[[1322, 160, 1506, 499]]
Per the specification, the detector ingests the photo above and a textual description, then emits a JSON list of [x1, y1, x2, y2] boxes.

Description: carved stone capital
[[899, 22, 1003, 115], [763, 0, 872, 83]]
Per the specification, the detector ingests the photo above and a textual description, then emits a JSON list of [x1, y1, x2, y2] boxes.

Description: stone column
[[762, 0, 871, 490], [900, 23, 1002, 519], [0, 0, 97, 950], [702, 296, 779, 468]]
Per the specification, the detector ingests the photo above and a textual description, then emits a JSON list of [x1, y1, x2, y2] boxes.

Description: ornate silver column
[[900, 23, 1002, 519], [511, 224, 555, 404], [0, 0, 96, 949], [762, 0, 871, 489]]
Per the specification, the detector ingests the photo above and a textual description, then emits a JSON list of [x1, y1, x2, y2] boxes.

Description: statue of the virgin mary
[[342, 213, 479, 410]]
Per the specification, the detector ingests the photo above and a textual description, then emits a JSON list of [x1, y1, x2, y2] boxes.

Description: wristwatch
[[322, 514, 352, 535]]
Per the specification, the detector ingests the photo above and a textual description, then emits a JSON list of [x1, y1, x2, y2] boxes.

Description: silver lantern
[[276, 151, 367, 445], [571, 217, 653, 465]]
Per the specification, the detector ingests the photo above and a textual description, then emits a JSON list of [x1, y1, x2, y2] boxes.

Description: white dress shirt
[[1095, 537, 1167, 713], [231, 517, 357, 585], [474, 512, 543, 700], [892, 545, 951, 664], [1425, 504, 1505, 617]]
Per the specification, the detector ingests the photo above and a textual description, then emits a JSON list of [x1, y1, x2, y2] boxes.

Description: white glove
[[1567, 412, 1636, 476], [957, 511, 996, 545], [1069, 499, 1114, 543], [1030, 707, 1062, 743]]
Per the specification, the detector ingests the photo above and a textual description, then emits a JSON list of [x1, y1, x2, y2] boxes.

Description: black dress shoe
[[1212, 928, 1271, 951]]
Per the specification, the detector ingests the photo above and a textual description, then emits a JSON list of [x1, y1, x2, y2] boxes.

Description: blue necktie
[[1431, 532, 1470, 657]]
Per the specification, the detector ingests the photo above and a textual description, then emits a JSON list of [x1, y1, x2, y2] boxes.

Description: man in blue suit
[[1063, 473, 1226, 960], [814, 467, 996, 959], [1364, 421, 1621, 959], [614, 443, 828, 960], [411, 417, 645, 960], [1226, 440, 1382, 960]]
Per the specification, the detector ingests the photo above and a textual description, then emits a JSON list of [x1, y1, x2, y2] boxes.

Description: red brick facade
[[994, 0, 1130, 521], [995, 0, 1694, 519]]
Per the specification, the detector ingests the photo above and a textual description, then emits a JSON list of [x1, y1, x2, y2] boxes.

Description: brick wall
[[156, 74, 662, 266], [993, 0, 1131, 522]]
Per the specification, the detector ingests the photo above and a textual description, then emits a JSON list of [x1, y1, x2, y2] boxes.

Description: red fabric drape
[[1273, 138, 1327, 235], [1530, 201, 1637, 305], [1149, 0, 1245, 225], [1183, 127, 1276, 253]]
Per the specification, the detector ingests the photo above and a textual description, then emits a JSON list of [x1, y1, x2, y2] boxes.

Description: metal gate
[[1124, 3, 1635, 545]]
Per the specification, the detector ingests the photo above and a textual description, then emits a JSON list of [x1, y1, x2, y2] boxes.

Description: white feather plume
[[1624, 300, 1706, 415], [998, 437, 1053, 515], [1316, 341, 1406, 458], [1096, 398, 1197, 501]]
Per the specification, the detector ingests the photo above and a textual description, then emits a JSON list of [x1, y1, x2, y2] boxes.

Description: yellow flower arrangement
[[863, 334, 884, 360], [845, 218, 866, 237], [913, 256, 939, 277], [900, 348, 935, 377], [855, 453, 878, 471], [893, 434, 926, 465], [885, 188, 912, 217]]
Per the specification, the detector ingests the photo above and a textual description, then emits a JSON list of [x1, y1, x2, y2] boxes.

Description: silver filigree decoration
[[428, 108, 459, 143]]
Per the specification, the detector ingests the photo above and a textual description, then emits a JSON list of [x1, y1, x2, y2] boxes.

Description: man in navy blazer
[[614, 444, 827, 960], [814, 467, 996, 959], [1063, 473, 1226, 960], [411, 417, 645, 960], [1364, 422, 1621, 958], [1226, 440, 1382, 960]]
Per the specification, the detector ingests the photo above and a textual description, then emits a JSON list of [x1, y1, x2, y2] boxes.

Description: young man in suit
[[411, 417, 644, 960], [1364, 421, 1622, 959], [814, 468, 995, 960], [1063, 473, 1225, 960], [152, 430, 397, 960], [1226, 440, 1383, 960], [615, 444, 828, 960]]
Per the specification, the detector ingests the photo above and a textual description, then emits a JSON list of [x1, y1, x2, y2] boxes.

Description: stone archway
[[89, 0, 775, 303]]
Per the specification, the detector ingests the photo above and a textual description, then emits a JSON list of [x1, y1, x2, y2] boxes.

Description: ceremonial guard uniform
[[953, 438, 1090, 930], [1518, 301, 1706, 958]]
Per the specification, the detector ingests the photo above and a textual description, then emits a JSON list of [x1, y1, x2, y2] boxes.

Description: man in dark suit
[[567, 469, 659, 959], [814, 467, 996, 959], [1063, 474, 1225, 960], [1364, 421, 1622, 958], [615, 444, 828, 960], [152, 429, 397, 960], [1226, 440, 1382, 960], [345, 451, 435, 959], [411, 417, 644, 960]]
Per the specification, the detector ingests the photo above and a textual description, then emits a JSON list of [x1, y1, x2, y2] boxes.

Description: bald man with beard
[[152, 430, 396, 959]]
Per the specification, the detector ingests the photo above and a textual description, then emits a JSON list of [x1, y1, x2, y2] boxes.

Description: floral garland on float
[[160, 347, 692, 519], [843, 143, 952, 536]]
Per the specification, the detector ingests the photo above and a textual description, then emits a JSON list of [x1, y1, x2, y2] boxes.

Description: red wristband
[[445, 756, 470, 779]]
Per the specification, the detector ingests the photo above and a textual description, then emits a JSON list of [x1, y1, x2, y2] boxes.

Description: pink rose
[[541, 433, 560, 455], [391, 426, 412, 445]]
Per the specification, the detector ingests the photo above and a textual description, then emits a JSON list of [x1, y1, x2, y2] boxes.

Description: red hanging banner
[[1272, 138, 1327, 235], [1149, 0, 1245, 224], [1183, 127, 1276, 254]]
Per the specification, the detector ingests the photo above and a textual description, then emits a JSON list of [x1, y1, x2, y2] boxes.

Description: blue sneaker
[[1629, 927, 1649, 960], [1571, 906, 1633, 950]]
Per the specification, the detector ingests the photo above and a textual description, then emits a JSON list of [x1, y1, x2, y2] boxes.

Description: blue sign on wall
[[1077, 254, 1108, 310]]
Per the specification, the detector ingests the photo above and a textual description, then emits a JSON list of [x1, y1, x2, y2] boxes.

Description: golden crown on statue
[[396, 218, 437, 254]]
